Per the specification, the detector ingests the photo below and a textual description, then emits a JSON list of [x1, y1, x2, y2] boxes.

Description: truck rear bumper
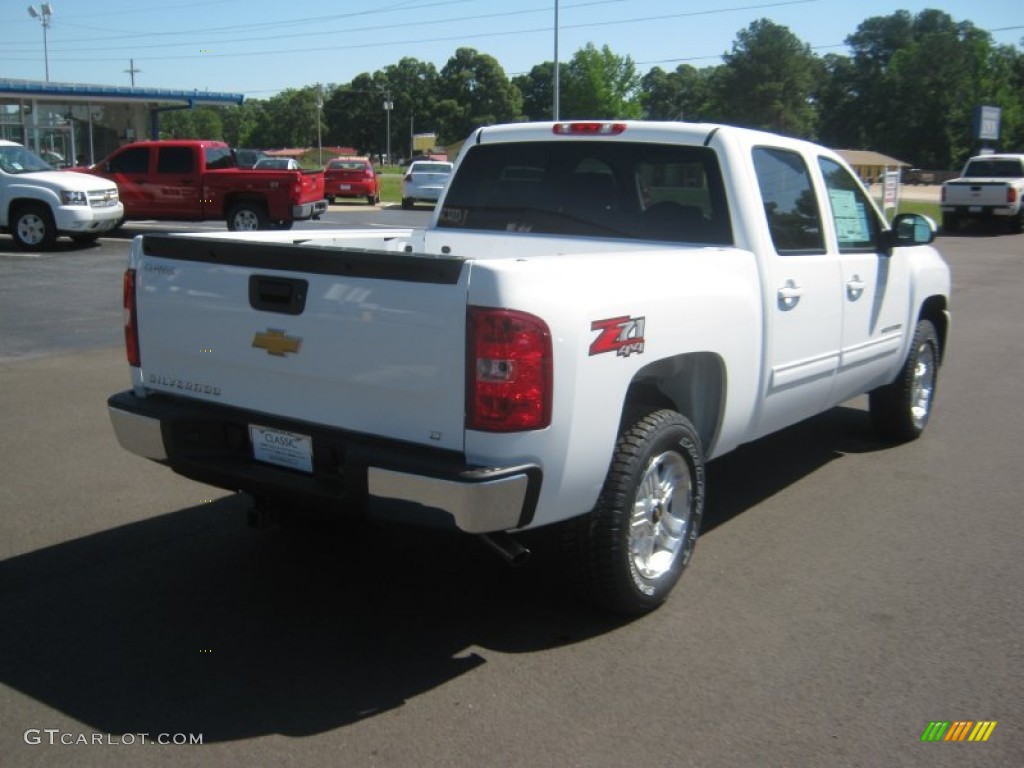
[[108, 391, 539, 533], [940, 205, 1016, 218], [292, 199, 329, 220]]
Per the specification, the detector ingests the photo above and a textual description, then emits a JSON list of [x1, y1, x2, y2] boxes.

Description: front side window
[[818, 157, 881, 252], [204, 147, 234, 170], [108, 147, 150, 174], [157, 146, 194, 174], [752, 147, 824, 254], [438, 141, 732, 245]]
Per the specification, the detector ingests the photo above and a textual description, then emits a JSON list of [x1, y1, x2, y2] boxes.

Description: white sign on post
[[882, 169, 900, 216]]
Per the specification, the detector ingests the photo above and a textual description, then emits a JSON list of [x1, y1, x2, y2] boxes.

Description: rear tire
[[568, 410, 705, 615], [401, 197, 413, 210], [869, 319, 940, 442], [226, 202, 269, 231], [1010, 210, 1023, 234], [11, 203, 57, 250], [942, 213, 959, 233]]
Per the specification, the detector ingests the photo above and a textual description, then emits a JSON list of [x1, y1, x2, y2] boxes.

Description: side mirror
[[883, 213, 937, 249]]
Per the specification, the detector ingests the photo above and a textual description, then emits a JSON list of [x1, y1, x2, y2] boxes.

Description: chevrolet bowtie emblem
[[252, 329, 302, 356]]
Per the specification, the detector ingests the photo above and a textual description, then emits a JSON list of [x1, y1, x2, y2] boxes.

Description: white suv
[[0, 140, 123, 250]]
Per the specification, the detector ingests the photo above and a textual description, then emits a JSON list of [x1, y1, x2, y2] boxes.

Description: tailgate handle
[[249, 275, 308, 315]]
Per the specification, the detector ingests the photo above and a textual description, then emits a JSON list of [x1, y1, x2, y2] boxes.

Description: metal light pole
[[27, 4, 54, 83], [316, 83, 324, 166], [553, 0, 560, 120], [383, 93, 393, 166]]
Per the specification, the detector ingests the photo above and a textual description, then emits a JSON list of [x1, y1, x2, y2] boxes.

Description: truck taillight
[[467, 307, 552, 432], [123, 268, 140, 367], [1008, 188, 1018, 203]]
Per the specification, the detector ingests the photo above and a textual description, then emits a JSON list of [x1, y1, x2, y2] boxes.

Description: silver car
[[401, 160, 453, 209]]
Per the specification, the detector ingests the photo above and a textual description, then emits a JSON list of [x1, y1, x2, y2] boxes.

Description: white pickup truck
[[941, 153, 1024, 233], [108, 121, 950, 614], [1, 140, 123, 249]]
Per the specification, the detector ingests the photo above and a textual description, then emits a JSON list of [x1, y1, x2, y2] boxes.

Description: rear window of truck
[[962, 159, 1024, 178], [438, 141, 733, 245]]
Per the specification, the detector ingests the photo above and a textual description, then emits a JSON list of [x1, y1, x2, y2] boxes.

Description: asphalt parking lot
[[0, 221, 1021, 767]]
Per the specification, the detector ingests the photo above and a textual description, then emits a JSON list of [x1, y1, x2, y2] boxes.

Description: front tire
[[226, 202, 269, 231], [12, 204, 57, 250], [571, 410, 705, 615], [869, 319, 940, 442]]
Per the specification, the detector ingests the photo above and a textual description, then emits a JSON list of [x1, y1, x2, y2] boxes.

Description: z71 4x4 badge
[[589, 315, 646, 357]]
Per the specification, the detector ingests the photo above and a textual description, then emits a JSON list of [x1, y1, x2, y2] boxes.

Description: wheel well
[[919, 295, 949, 362], [7, 198, 51, 219], [620, 352, 725, 455], [224, 196, 268, 214]]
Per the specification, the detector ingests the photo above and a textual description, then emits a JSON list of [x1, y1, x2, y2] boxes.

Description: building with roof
[[0, 78, 243, 166], [834, 149, 909, 184]]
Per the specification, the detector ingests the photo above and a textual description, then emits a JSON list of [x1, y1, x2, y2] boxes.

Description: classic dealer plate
[[249, 424, 313, 473]]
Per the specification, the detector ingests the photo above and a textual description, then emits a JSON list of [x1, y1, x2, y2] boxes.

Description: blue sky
[[1, 0, 1020, 97]]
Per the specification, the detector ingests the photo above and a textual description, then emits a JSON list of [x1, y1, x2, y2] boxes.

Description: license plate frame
[[249, 424, 314, 473]]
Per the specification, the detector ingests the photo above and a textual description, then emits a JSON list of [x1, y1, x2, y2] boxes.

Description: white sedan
[[401, 160, 453, 209]]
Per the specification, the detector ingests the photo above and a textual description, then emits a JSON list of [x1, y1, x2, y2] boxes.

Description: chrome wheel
[[629, 450, 696, 580], [232, 209, 260, 230], [869, 318, 941, 443], [910, 341, 936, 430]]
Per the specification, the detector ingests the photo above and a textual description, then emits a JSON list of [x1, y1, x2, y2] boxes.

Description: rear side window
[[108, 147, 149, 174], [818, 156, 881, 251], [156, 146, 194, 174], [204, 147, 234, 170], [438, 141, 732, 245], [752, 147, 824, 254]]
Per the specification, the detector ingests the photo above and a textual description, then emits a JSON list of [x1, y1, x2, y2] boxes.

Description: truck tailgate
[[133, 234, 469, 452]]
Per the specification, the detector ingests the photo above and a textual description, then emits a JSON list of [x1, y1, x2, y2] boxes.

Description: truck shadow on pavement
[[0, 404, 885, 743]]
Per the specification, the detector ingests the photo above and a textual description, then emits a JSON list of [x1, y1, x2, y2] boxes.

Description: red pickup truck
[[81, 140, 327, 230]]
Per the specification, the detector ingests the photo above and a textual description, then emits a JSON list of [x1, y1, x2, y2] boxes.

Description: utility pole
[[383, 91, 393, 166], [553, 0, 560, 120], [316, 83, 324, 167], [124, 59, 141, 87]]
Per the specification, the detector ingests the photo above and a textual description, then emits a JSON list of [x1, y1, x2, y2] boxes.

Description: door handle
[[846, 275, 866, 301], [777, 279, 803, 310]]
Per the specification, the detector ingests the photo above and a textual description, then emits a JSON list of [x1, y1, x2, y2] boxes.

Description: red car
[[324, 157, 380, 205]]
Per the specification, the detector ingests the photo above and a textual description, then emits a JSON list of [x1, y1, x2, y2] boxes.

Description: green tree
[[380, 58, 441, 159], [247, 87, 321, 148], [158, 106, 223, 140], [436, 48, 522, 144], [641, 64, 709, 121], [513, 62, 557, 121], [832, 10, 1022, 168], [325, 72, 390, 156], [220, 102, 264, 147], [708, 19, 821, 137], [561, 44, 642, 119]]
